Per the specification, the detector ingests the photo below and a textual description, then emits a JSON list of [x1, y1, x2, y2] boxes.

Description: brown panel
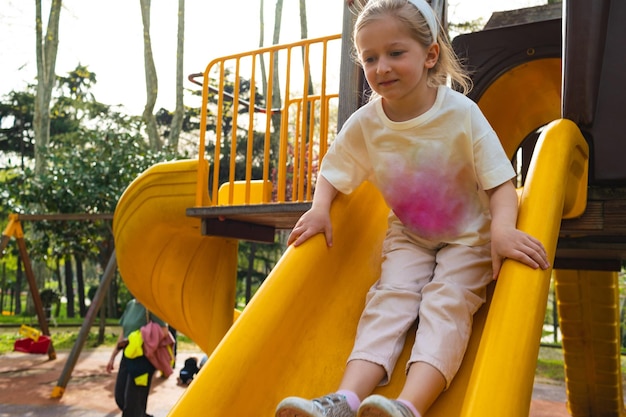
[[562, 0, 611, 125], [202, 218, 275, 243], [589, 0, 626, 182]]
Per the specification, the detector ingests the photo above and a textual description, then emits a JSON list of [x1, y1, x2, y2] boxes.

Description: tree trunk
[[55, 257, 63, 293], [0, 263, 5, 312], [33, 0, 62, 175], [75, 254, 86, 317], [140, 0, 161, 150], [64, 254, 75, 318], [98, 297, 107, 344], [299, 0, 314, 95], [107, 273, 118, 318], [259, 0, 267, 96], [98, 238, 117, 318], [299, 0, 315, 154], [15, 257, 23, 315], [168, 0, 185, 150], [33, 2, 63, 302], [269, 0, 284, 134], [299, 0, 307, 39]]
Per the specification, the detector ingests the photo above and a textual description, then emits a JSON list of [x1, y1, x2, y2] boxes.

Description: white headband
[[408, 0, 438, 43]]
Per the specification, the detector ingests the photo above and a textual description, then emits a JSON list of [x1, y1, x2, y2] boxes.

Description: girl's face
[[356, 14, 438, 113]]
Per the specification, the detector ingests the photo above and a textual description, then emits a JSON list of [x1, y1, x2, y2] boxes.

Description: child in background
[[177, 357, 200, 386], [276, 1, 549, 417], [107, 299, 168, 417]]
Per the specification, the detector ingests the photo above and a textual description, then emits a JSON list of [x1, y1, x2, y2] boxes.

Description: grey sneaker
[[276, 393, 357, 417], [357, 395, 416, 417]]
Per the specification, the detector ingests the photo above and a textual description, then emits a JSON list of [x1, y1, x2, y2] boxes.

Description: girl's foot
[[276, 393, 357, 417], [357, 395, 417, 417]]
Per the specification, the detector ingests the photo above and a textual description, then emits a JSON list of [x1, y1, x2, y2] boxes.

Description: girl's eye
[[362, 56, 376, 64], [390, 51, 404, 57]]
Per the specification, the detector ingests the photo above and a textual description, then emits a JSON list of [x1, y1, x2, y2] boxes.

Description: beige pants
[[348, 219, 492, 388]]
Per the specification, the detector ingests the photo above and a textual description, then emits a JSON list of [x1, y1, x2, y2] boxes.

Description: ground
[[0, 346, 202, 417], [0, 347, 570, 417]]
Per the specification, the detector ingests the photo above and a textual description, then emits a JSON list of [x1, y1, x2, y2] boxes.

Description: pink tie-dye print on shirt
[[377, 151, 478, 241]]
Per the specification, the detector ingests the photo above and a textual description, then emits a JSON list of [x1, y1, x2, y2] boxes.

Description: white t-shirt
[[321, 85, 515, 246]]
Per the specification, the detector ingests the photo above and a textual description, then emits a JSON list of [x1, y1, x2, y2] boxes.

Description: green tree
[[2, 64, 181, 318]]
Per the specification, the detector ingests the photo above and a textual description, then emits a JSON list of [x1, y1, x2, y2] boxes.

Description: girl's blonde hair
[[351, 0, 472, 95]]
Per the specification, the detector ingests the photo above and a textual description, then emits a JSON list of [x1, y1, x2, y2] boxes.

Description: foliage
[[1, 64, 186, 318], [39, 288, 61, 306], [4, 105, 179, 266], [156, 105, 201, 144], [0, 89, 35, 159], [236, 238, 286, 307]]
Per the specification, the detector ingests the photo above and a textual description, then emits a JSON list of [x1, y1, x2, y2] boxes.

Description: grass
[[0, 323, 200, 354], [0, 326, 118, 352], [536, 345, 626, 385], [536, 346, 566, 381]]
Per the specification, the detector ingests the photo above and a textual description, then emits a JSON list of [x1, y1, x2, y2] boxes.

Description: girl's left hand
[[491, 226, 550, 279]]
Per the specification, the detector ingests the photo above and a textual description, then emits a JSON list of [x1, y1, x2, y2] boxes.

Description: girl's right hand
[[287, 207, 333, 247]]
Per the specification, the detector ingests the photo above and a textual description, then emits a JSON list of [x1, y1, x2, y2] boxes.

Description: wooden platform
[[187, 202, 311, 243]]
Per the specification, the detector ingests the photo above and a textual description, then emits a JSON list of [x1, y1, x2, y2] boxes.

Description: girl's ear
[[425, 43, 440, 69]]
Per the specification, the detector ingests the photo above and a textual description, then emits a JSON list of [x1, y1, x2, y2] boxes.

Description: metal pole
[[50, 250, 117, 399]]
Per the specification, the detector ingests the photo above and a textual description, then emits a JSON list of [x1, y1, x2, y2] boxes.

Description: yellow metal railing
[[194, 34, 342, 207]]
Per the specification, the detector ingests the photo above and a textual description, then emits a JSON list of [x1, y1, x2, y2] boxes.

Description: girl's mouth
[[379, 79, 397, 87]]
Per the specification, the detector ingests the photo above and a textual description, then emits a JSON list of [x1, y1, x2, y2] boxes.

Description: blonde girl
[[276, 1, 548, 416]]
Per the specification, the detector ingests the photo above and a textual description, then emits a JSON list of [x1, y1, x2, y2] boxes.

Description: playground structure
[[0, 214, 58, 360], [112, 1, 626, 417]]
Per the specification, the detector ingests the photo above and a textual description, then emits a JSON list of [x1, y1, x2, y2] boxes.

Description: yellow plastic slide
[[113, 119, 589, 416], [113, 159, 240, 355]]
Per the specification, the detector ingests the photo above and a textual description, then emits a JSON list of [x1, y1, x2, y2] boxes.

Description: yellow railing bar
[[195, 34, 342, 207], [245, 54, 258, 204]]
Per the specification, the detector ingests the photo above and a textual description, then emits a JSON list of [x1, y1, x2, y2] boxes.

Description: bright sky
[[0, 0, 546, 116]]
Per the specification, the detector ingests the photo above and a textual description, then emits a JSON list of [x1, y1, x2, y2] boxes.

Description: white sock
[[397, 399, 421, 417]]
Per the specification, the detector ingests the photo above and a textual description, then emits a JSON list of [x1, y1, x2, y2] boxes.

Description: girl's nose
[[376, 57, 391, 74]]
